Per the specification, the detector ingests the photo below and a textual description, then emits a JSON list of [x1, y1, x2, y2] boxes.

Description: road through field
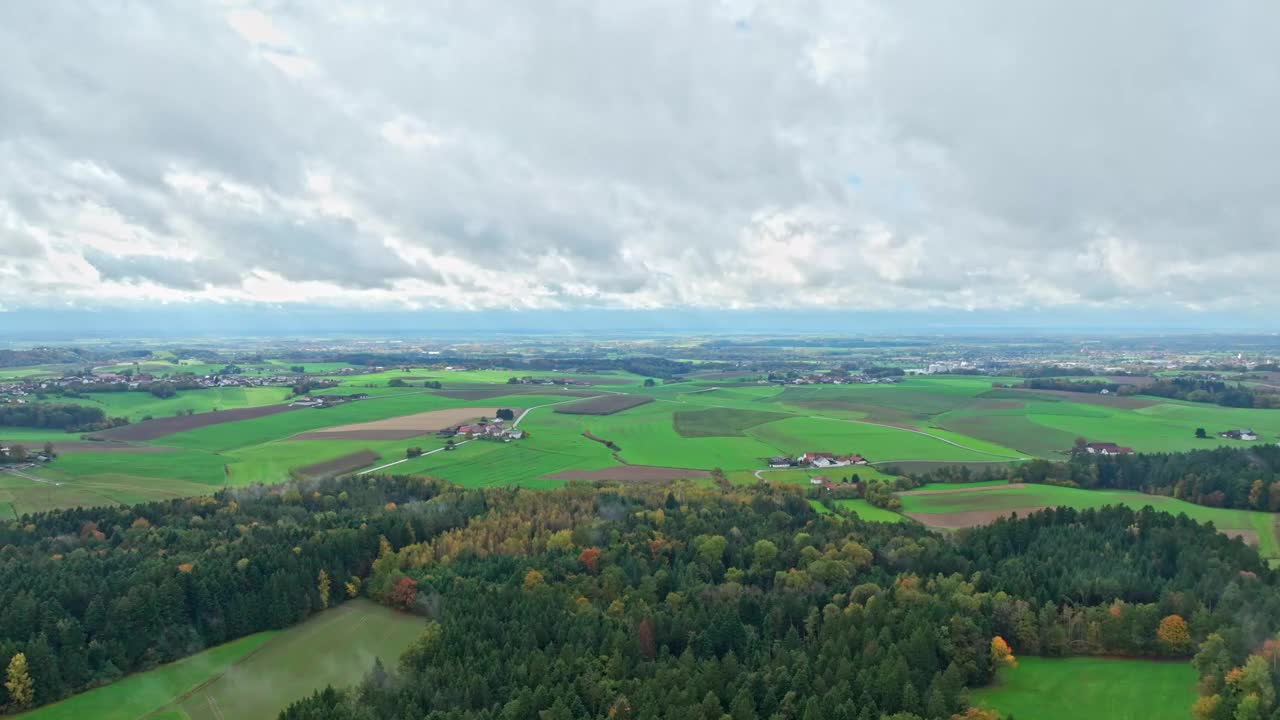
[[357, 395, 612, 475]]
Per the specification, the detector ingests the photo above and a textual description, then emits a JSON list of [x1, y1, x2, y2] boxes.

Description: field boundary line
[[358, 440, 472, 475]]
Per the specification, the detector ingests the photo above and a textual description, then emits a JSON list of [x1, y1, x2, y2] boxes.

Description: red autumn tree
[[390, 576, 418, 610], [637, 619, 656, 660], [579, 546, 602, 573]]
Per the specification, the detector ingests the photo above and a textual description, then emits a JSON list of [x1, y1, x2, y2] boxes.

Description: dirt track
[[545, 465, 710, 482], [91, 404, 298, 442], [292, 407, 514, 441]]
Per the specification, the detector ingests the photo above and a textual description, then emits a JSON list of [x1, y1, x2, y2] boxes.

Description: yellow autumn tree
[[5, 652, 34, 709], [345, 575, 362, 599], [317, 569, 331, 609], [1191, 694, 1221, 720], [990, 636, 1017, 669], [523, 569, 545, 590], [1157, 614, 1191, 654]]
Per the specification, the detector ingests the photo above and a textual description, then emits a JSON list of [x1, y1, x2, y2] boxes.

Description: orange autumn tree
[[1157, 614, 1191, 654], [991, 636, 1017, 669], [579, 546, 602, 573]]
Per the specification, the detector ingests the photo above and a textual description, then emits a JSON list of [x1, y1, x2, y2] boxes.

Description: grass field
[[12, 374, 1280, 521], [174, 600, 424, 720], [58, 387, 292, 423], [13, 632, 276, 720], [971, 657, 1196, 720]]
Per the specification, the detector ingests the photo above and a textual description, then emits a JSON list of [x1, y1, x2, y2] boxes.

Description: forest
[[0, 475, 485, 709], [276, 483, 1280, 720]]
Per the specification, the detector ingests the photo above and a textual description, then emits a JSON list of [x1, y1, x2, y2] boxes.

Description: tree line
[[889, 445, 1280, 512], [0, 403, 126, 433], [278, 483, 1280, 720]]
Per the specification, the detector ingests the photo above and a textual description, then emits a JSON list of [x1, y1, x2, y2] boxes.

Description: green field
[[12, 632, 276, 720], [971, 657, 1196, 720], [12, 374, 1280, 521], [174, 600, 424, 720]]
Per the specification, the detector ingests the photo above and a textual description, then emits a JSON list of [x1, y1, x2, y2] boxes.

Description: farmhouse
[[1084, 442, 1134, 456], [1220, 429, 1260, 441], [800, 452, 836, 467], [768, 456, 793, 468]]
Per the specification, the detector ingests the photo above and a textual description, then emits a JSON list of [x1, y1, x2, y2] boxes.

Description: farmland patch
[[673, 408, 791, 438], [290, 407, 512, 441], [91, 404, 298, 442], [292, 450, 380, 479], [554, 395, 654, 415]]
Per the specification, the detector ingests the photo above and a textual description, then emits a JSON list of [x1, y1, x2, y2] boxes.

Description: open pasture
[[971, 657, 1196, 720], [673, 407, 791, 437], [833, 499, 909, 523]]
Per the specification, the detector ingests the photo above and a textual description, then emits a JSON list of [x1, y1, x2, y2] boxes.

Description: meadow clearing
[[971, 657, 1197, 720], [11, 600, 420, 720], [11, 632, 276, 720], [174, 600, 423, 720]]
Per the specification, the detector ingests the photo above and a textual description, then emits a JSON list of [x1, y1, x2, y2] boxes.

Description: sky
[[1, 1, 1279, 329]]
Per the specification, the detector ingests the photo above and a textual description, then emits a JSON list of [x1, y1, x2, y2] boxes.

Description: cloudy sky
[[1, 1, 1278, 319]]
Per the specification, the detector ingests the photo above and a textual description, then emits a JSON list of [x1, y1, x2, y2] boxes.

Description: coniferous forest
[[3, 476, 1280, 719]]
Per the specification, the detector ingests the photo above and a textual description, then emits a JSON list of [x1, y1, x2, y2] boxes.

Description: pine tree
[[5, 653, 34, 709]]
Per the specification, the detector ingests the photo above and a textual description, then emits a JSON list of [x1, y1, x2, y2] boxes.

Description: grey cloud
[[0, 1, 1278, 311], [84, 249, 242, 290]]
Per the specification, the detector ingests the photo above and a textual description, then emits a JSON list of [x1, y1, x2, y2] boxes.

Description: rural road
[[357, 395, 611, 475]]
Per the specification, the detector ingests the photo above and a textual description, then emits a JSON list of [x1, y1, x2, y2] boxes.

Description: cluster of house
[[760, 374, 899, 386], [1220, 428, 1260, 441], [769, 451, 868, 468], [1081, 442, 1135, 456], [445, 419, 525, 442]]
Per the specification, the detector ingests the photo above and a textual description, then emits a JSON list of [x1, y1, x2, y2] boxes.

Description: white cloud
[[0, 0, 1277, 315]]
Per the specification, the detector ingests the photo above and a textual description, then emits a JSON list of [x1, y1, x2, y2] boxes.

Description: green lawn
[[13, 632, 276, 720], [971, 657, 1196, 720], [174, 600, 424, 720]]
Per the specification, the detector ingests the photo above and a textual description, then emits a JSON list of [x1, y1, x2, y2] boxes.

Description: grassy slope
[[971, 657, 1196, 720], [13, 632, 276, 720], [176, 600, 424, 720]]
